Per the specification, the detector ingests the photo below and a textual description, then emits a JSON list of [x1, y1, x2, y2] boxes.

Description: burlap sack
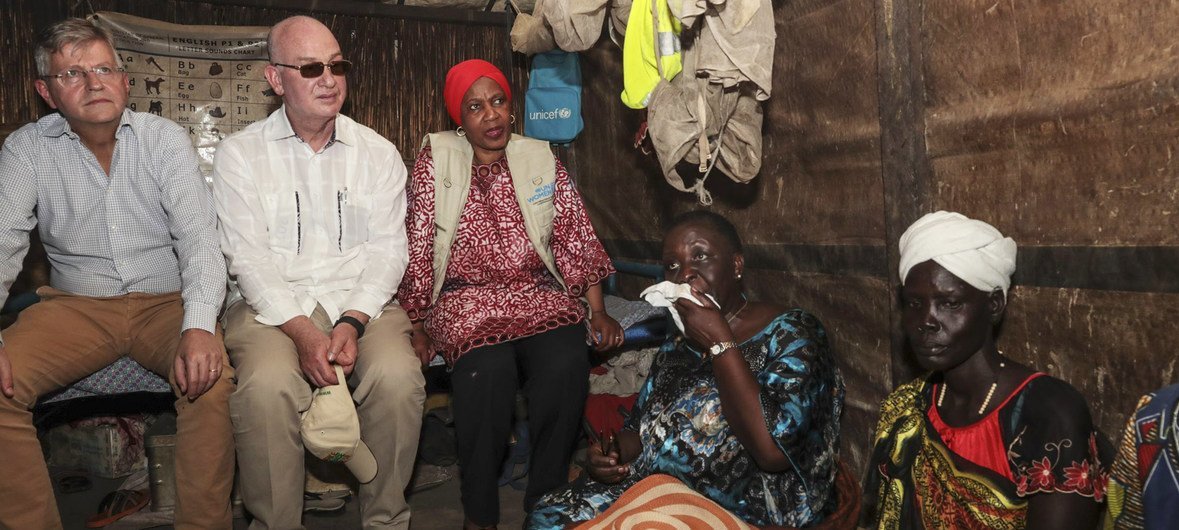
[[610, 0, 634, 38], [544, 0, 609, 52], [510, 8, 557, 55], [670, 0, 774, 100], [647, 43, 762, 203], [510, 0, 608, 54]]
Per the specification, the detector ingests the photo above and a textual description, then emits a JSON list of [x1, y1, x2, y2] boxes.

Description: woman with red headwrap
[[397, 59, 623, 529]]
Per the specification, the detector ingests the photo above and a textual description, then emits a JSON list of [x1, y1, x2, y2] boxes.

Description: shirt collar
[[264, 105, 353, 149], [42, 108, 134, 139]]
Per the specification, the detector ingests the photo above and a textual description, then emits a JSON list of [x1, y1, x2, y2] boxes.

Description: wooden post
[[874, 0, 930, 387]]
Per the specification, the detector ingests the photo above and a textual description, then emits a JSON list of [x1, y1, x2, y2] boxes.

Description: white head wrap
[[898, 211, 1017, 296]]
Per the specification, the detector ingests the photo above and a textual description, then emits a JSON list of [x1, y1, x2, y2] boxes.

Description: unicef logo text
[[529, 107, 573, 120]]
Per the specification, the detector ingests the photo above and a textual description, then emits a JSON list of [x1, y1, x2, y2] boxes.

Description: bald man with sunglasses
[[212, 15, 424, 529]]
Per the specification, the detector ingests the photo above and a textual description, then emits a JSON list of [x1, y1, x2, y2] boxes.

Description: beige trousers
[[224, 300, 425, 530], [0, 287, 235, 530]]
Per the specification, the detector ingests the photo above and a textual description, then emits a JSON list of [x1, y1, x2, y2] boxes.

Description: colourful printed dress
[[862, 373, 1110, 530], [397, 146, 614, 365], [1106, 382, 1179, 530], [529, 310, 846, 529]]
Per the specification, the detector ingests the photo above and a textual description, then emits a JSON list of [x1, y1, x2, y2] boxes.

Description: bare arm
[[584, 283, 623, 352], [280, 315, 335, 387], [1025, 492, 1100, 530]]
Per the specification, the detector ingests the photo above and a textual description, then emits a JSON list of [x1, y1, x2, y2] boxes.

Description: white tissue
[[639, 281, 719, 334]]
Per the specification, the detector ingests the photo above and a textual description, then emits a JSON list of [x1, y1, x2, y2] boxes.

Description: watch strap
[[334, 315, 366, 339]]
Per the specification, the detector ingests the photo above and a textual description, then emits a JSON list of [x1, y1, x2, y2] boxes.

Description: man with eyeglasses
[[212, 15, 424, 529], [0, 18, 234, 529]]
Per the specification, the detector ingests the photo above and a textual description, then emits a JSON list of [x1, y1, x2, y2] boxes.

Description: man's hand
[[280, 316, 336, 387], [327, 310, 368, 377], [0, 345, 13, 398], [174, 328, 224, 399]]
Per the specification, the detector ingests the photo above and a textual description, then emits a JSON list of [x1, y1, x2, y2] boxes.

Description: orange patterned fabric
[[574, 474, 755, 530]]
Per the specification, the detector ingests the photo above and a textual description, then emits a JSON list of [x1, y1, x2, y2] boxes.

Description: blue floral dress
[[529, 310, 845, 528]]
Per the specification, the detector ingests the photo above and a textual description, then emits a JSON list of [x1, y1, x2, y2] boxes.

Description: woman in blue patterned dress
[[528, 211, 845, 529]]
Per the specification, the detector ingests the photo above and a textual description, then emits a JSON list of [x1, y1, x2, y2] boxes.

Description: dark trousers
[[451, 323, 590, 526]]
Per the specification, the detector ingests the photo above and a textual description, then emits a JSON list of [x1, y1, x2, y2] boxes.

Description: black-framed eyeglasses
[[41, 66, 126, 87], [271, 60, 352, 78]]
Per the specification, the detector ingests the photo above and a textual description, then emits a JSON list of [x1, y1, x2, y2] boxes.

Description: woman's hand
[[586, 434, 630, 484], [411, 323, 435, 366], [588, 311, 624, 352], [673, 286, 736, 348]]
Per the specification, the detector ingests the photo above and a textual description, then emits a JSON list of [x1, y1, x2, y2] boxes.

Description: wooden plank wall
[[914, 0, 1179, 440], [570, 0, 1179, 475]]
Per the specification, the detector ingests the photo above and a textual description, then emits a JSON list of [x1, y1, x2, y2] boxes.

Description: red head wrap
[[444, 59, 511, 125]]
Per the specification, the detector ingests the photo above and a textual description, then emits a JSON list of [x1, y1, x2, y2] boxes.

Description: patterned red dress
[[398, 146, 614, 365]]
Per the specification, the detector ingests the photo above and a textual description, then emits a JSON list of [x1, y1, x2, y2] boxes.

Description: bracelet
[[334, 315, 366, 339]]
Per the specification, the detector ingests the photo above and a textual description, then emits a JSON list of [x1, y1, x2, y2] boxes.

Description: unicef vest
[[422, 131, 564, 303]]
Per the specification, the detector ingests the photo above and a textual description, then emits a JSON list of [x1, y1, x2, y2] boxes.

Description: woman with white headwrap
[[861, 211, 1110, 530]]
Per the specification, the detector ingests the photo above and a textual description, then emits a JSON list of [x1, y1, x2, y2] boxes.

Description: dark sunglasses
[[271, 60, 352, 78]]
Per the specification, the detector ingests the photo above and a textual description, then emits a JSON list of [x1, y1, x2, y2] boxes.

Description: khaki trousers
[[0, 287, 235, 530], [225, 301, 425, 530]]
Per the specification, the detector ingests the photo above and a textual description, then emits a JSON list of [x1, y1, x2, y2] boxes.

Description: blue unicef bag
[[524, 50, 583, 144]]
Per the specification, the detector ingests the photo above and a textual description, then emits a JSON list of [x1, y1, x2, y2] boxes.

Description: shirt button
[[110, 225, 117, 231]]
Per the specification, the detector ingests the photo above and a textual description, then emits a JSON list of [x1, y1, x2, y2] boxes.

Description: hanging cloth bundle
[[671, 0, 774, 101], [644, 0, 774, 203], [510, 0, 557, 55], [509, 0, 610, 55]]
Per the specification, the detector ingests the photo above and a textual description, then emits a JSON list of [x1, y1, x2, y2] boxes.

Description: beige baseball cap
[[300, 365, 377, 483]]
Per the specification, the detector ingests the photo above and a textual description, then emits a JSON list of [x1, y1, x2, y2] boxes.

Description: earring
[[510, 115, 516, 125], [737, 273, 743, 280], [456, 126, 465, 137]]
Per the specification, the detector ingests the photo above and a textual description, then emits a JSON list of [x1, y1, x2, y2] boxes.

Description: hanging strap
[[651, 0, 664, 78]]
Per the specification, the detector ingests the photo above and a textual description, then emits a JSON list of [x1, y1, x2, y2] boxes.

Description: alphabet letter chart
[[92, 11, 281, 180]]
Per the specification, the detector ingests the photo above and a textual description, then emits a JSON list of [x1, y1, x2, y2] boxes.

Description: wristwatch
[[334, 315, 366, 339], [707, 341, 738, 360]]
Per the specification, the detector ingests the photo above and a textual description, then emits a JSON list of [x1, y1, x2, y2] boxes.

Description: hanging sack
[[509, 0, 558, 55], [524, 50, 584, 144], [544, 0, 610, 52]]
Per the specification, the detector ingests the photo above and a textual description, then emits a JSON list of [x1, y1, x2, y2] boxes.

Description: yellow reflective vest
[[621, 0, 682, 109]]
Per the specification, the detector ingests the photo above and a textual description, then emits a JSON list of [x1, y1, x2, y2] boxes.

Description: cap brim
[[345, 441, 378, 484]]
